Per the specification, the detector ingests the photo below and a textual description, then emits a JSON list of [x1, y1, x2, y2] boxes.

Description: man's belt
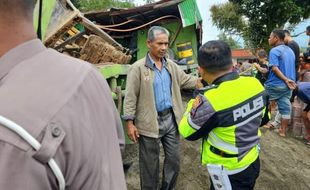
[[210, 145, 239, 158], [157, 108, 172, 117]]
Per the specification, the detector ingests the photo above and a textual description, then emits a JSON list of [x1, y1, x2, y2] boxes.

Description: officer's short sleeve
[[179, 94, 216, 140], [179, 99, 196, 138]]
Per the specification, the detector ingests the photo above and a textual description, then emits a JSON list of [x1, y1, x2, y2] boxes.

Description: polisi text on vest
[[233, 96, 264, 122]]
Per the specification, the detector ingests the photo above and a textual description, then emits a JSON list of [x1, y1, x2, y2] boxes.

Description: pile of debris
[[41, 0, 131, 66], [79, 35, 131, 65]]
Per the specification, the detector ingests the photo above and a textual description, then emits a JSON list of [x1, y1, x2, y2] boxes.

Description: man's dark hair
[[257, 49, 267, 58], [307, 25, 310, 32], [283, 30, 291, 36], [198, 40, 232, 73], [304, 52, 310, 63], [0, 0, 35, 18], [272, 29, 285, 41]]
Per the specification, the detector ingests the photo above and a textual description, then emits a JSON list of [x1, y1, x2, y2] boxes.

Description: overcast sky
[[197, 0, 227, 43]]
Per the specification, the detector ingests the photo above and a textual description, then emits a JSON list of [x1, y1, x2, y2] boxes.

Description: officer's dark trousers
[[139, 112, 180, 190], [210, 157, 260, 190]]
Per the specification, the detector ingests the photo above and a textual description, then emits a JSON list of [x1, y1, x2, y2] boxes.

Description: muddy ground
[[124, 97, 310, 190]]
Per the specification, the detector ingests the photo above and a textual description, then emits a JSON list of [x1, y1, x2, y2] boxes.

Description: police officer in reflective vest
[[179, 40, 268, 190]]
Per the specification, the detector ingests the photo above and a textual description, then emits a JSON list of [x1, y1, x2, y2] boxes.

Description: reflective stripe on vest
[[188, 115, 201, 130], [209, 132, 238, 153]]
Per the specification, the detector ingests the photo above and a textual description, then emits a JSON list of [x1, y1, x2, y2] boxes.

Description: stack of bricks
[[291, 98, 306, 137]]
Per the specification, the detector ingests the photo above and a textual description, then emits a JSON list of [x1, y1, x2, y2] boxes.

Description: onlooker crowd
[[232, 27, 310, 145]]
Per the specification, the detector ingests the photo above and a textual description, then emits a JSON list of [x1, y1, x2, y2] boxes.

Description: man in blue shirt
[[123, 26, 199, 190], [265, 29, 296, 137]]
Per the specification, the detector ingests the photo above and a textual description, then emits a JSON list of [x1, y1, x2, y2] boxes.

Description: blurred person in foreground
[[179, 40, 268, 190]]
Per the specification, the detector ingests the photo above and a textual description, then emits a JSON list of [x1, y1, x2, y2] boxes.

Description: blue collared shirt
[[297, 82, 310, 104], [148, 54, 172, 112], [265, 45, 296, 86]]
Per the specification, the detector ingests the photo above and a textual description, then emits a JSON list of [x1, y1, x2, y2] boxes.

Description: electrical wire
[[292, 31, 306, 37], [96, 15, 179, 32], [101, 19, 140, 28]]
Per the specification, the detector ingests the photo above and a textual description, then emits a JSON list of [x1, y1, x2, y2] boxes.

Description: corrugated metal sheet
[[178, 0, 202, 28], [231, 49, 254, 59]]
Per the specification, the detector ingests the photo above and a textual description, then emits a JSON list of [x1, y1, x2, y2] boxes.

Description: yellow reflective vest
[[179, 72, 267, 173]]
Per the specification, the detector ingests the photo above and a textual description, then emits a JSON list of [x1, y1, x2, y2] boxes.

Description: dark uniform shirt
[[0, 39, 126, 189], [288, 40, 300, 68], [288, 40, 300, 80], [255, 62, 269, 84]]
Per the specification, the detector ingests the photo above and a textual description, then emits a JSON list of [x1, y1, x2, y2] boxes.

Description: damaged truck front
[[35, 0, 202, 143]]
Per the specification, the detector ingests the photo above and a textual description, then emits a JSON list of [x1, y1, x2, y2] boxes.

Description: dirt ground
[[124, 97, 310, 190], [124, 129, 310, 190]]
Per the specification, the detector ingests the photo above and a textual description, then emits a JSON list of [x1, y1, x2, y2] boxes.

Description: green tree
[[211, 0, 310, 50], [72, 0, 135, 12], [217, 32, 242, 49]]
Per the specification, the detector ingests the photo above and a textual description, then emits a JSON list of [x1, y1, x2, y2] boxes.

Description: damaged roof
[[84, 0, 202, 29], [232, 49, 255, 59]]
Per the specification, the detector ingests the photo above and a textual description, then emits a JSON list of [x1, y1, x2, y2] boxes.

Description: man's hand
[[127, 121, 139, 143], [253, 62, 259, 69], [196, 77, 204, 89], [285, 79, 296, 90], [272, 66, 296, 90]]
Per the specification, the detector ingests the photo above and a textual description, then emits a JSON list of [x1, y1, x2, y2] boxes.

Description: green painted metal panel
[[178, 0, 202, 28], [137, 22, 198, 65], [99, 64, 130, 79], [99, 64, 131, 144], [33, 0, 57, 40], [137, 30, 149, 60]]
